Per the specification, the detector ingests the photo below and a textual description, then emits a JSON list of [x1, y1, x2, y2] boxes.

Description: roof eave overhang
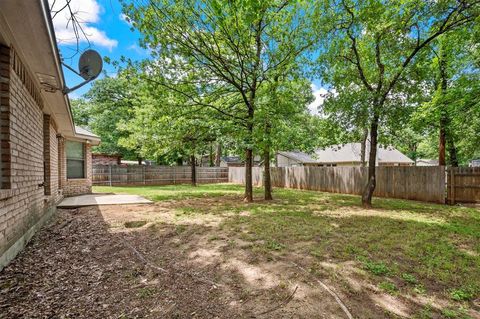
[[0, 0, 76, 136]]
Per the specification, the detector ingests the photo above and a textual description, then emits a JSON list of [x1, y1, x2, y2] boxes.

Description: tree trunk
[[447, 135, 459, 167], [137, 157, 143, 165], [438, 40, 448, 166], [361, 114, 379, 208], [360, 128, 368, 167], [263, 123, 272, 200], [439, 119, 447, 166], [215, 143, 221, 167], [176, 157, 183, 166], [209, 143, 214, 167], [190, 154, 197, 187], [244, 148, 253, 202]]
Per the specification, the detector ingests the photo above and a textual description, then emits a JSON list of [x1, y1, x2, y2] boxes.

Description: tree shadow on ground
[[0, 206, 350, 318], [0, 190, 479, 318]]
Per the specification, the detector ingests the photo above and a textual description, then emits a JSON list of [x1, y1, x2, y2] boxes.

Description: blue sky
[[49, 0, 324, 113], [49, 0, 147, 98]]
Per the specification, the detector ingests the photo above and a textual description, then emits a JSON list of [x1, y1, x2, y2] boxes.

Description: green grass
[[93, 183, 480, 314], [94, 183, 245, 201]]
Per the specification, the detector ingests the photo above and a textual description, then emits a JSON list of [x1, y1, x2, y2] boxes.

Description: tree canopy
[[71, 0, 480, 207]]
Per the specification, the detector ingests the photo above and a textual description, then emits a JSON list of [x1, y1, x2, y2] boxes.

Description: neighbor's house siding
[[0, 45, 59, 269], [60, 139, 93, 196]]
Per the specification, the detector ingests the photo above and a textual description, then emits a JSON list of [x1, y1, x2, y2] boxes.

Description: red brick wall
[[92, 154, 121, 166], [0, 45, 57, 267]]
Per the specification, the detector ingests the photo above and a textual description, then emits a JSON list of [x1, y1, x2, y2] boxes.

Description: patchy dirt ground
[[1, 191, 479, 318], [0, 204, 354, 318]]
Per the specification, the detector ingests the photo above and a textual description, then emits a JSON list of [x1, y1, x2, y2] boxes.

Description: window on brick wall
[[66, 141, 85, 179]]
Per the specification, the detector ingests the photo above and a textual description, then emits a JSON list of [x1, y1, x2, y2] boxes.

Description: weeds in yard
[[358, 257, 390, 276], [93, 184, 480, 316], [441, 307, 471, 319], [137, 287, 157, 299], [265, 239, 285, 251], [401, 273, 418, 285], [449, 286, 478, 301], [413, 284, 427, 295], [378, 281, 398, 294]]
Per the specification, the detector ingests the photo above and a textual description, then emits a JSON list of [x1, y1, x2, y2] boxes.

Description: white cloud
[[49, 0, 118, 51], [119, 13, 132, 25], [127, 44, 143, 54], [308, 83, 328, 115]]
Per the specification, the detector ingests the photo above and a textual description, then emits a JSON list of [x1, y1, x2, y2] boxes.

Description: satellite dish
[[62, 49, 103, 94], [78, 50, 103, 80]]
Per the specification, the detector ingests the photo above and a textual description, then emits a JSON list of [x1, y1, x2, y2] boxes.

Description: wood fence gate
[[447, 167, 480, 204]]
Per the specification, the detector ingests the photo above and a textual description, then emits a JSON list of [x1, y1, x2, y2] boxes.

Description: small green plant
[[265, 240, 285, 251], [449, 286, 477, 301], [416, 304, 433, 319], [137, 287, 157, 298], [441, 309, 458, 318], [402, 273, 417, 285], [413, 284, 426, 295], [379, 281, 398, 294], [441, 307, 471, 319], [360, 257, 390, 276]]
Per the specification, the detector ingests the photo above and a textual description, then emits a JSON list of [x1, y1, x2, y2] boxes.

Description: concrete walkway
[[58, 194, 152, 208]]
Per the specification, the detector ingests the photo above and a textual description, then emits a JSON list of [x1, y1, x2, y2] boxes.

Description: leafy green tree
[[411, 27, 480, 166], [253, 75, 314, 199], [71, 73, 144, 161], [316, 0, 479, 207], [117, 76, 226, 185], [121, 0, 318, 201], [70, 98, 91, 127]]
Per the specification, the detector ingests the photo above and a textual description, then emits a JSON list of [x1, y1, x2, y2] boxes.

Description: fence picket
[[229, 166, 447, 203], [93, 165, 228, 186]]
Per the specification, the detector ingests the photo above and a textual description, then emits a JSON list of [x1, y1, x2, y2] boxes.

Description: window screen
[[66, 141, 85, 179]]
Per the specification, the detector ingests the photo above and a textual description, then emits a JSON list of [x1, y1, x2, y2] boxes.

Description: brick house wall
[[0, 45, 58, 268], [43, 114, 61, 200], [92, 153, 121, 166]]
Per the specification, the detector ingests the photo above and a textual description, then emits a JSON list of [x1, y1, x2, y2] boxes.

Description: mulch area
[[0, 207, 244, 318]]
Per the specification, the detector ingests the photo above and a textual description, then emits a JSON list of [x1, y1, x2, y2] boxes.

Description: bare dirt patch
[[1, 192, 478, 318], [0, 203, 356, 318]]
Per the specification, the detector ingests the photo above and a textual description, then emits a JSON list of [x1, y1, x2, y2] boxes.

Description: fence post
[[450, 168, 455, 205], [109, 165, 112, 187], [143, 165, 146, 185], [173, 166, 176, 185]]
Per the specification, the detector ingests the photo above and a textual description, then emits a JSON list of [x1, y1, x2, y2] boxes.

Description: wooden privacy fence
[[93, 165, 228, 186], [447, 167, 480, 204], [229, 166, 447, 203]]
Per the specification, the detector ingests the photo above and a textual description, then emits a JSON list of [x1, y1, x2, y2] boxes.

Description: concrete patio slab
[[57, 194, 152, 208]]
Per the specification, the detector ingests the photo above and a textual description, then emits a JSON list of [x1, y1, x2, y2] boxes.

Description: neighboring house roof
[[314, 143, 414, 164], [416, 158, 439, 166], [277, 151, 317, 163], [221, 156, 261, 163], [221, 156, 242, 163], [470, 159, 480, 167], [278, 143, 414, 165]]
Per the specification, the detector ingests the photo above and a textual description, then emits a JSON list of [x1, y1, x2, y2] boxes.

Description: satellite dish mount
[[62, 50, 103, 94]]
